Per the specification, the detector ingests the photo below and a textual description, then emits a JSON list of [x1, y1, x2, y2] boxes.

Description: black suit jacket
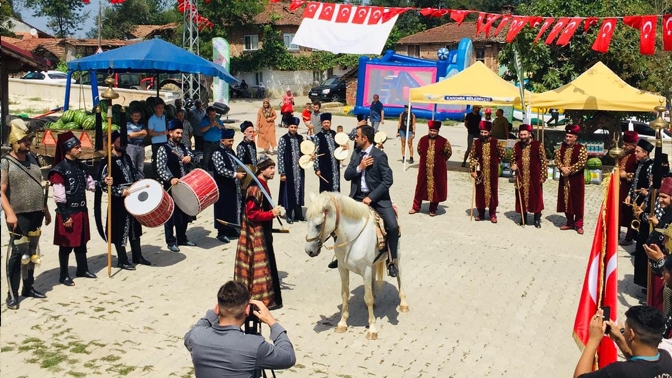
[[344, 145, 393, 207]]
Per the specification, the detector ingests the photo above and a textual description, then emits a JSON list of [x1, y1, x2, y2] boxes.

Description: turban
[[220, 128, 235, 140], [661, 177, 672, 196], [519, 124, 533, 133], [428, 120, 442, 130], [623, 131, 638, 144], [320, 113, 332, 123], [637, 139, 654, 154], [53, 131, 81, 167], [240, 121, 254, 133], [167, 119, 183, 130], [255, 155, 276, 174], [565, 124, 581, 135], [479, 120, 492, 131]]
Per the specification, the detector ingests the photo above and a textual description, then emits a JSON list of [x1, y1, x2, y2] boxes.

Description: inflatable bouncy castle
[[353, 38, 473, 121]]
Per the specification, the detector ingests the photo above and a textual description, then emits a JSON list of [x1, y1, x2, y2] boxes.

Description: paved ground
[[1, 98, 647, 377]]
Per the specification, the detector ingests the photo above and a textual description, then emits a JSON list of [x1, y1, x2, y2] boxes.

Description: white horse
[[304, 192, 409, 340]]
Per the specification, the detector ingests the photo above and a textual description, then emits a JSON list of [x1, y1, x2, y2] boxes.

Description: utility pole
[[182, 0, 200, 100], [97, 0, 102, 48]]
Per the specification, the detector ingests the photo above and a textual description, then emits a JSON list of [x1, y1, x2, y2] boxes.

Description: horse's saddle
[[369, 208, 401, 252]]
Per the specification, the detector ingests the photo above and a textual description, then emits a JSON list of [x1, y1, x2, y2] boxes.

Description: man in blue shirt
[[147, 98, 168, 178], [200, 106, 224, 171], [369, 94, 384, 133]]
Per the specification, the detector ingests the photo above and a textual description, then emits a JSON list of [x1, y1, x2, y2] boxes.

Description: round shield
[[299, 154, 313, 169], [300, 140, 316, 155], [374, 131, 388, 145], [334, 147, 349, 161], [334, 132, 349, 146]]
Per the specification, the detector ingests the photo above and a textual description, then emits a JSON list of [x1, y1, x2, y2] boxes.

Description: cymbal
[[300, 140, 316, 155], [335, 132, 349, 146], [334, 146, 349, 161], [299, 154, 313, 169], [374, 131, 387, 145]]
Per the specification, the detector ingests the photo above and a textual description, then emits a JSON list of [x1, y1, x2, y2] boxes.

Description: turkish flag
[[431, 9, 450, 18], [545, 17, 569, 44], [556, 17, 583, 46], [505, 16, 530, 43], [476, 12, 486, 35], [335, 4, 352, 23], [289, 0, 306, 11], [351, 6, 370, 24], [318, 3, 336, 21], [530, 17, 543, 28], [450, 10, 471, 26], [482, 13, 502, 37], [368, 7, 384, 24], [592, 18, 617, 53], [419, 8, 435, 17], [493, 15, 511, 37], [533, 17, 555, 43], [382, 7, 411, 23], [623, 15, 642, 29], [584, 17, 599, 33], [270, 0, 281, 3], [664, 14, 672, 51], [639, 16, 657, 55], [302, 2, 320, 19], [573, 171, 618, 369]]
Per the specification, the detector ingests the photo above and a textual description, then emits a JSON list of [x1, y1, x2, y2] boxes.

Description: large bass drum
[[124, 179, 174, 227], [172, 168, 220, 216]]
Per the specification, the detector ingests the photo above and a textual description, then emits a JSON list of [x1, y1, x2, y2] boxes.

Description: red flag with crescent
[[450, 10, 471, 26], [592, 18, 617, 53], [639, 15, 657, 55], [533, 17, 555, 43], [505, 16, 529, 43], [584, 17, 599, 32], [335, 4, 352, 23], [318, 3, 336, 21], [382, 7, 411, 23], [530, 17, 543, 28], [482, 13, 502, 37], [419, 8, 435, 17], [493, 15, 511, 37], [545, 17, 569, 44], [367, 7, 384, 24], [289, 0, 306, 11], [302, 2, 320, 19], [623, 15, 642, 29], [476, 12, 486, 35], [351, 6, 370, 24], [556, 17, 583, 46], [664, 15, 672, 51], [431, 9, 450, 18]]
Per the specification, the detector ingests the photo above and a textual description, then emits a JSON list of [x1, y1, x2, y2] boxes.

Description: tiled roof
[[1, 39, 49, 72], [12, 38, 65, 59], [253, 2, 303, 26], [129, 23, 178, 39], [396, 21, 504, 45], [2, 36, 23, 45], [62, 38, 135, 47]]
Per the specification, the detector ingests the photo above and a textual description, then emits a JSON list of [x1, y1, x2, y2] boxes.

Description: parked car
[[309, 75, 346, 103], [593, 120, 672, 142], [20, 71, 75, 84]]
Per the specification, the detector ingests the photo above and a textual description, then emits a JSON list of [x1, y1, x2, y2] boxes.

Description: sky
[[16, 1, 98, 38]]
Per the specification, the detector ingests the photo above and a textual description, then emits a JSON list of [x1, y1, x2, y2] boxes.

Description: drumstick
[[128, 184, 151, 194], [317, 174, 329, 184]]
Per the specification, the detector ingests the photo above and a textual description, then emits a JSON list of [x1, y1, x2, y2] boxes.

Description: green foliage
[[23, 0, 87, 37], [85, 0, 181, 40], [198, 0, 265, 60], [0, 0, 16, 37]]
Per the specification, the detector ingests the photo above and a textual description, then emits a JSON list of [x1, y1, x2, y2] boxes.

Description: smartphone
[[600, 306, 611, 334]]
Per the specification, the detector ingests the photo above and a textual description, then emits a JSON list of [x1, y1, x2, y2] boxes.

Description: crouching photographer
[[184, 281, 296, 378]]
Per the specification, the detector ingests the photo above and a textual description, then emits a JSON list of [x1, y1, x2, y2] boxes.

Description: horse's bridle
[[305, 194, 369, 251]]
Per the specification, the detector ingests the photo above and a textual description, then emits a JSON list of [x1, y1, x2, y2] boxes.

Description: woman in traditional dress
[[256, 99, 277, 155]]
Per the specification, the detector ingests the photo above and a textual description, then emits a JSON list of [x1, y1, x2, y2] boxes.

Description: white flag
[[292, 3, 398, 55]]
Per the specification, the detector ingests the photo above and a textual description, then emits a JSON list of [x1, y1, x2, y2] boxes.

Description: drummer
[[156, 119, 196, 252], [212, 127, 245, 243], [96, 131, 151, 269]]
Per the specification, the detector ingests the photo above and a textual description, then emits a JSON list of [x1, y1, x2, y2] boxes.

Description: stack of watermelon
[[46, 108, 119, 132]]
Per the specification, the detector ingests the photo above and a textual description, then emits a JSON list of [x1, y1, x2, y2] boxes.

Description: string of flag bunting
[[271, 0, 672, 55], [81, 0, 214, 30]]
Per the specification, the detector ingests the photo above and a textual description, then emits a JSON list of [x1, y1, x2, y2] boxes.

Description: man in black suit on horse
[[342, 125, 399, 277]]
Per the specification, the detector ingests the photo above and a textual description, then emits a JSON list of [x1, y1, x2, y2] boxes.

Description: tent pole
[[156, 73, 160, 98]]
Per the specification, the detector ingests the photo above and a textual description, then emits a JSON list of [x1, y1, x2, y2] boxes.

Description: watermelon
[[73, 110, 87, 126], [64, 122, 78, 130], [587, 157, 602, 169], [82, 115, 96, 130], [584, 169, 591, 184], [61, 109, 76, 123], [50, 120, 64, 130]]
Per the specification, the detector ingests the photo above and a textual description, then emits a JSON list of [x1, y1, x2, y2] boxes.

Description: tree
[[85, 0, 181, 40], [23, 0, 87, 37], [0, 0, 17, 37], [499, 0, 672, 133]]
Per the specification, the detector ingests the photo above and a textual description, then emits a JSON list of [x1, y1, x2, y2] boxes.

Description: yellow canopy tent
[[531, 62, 666, 111], [408, 61, 530, 106]]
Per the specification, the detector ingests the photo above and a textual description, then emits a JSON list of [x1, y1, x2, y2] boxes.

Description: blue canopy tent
[[64, 38, 238, 110]]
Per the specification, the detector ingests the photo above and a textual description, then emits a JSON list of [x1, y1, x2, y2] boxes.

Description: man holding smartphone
[[184, 281, 296, 377]]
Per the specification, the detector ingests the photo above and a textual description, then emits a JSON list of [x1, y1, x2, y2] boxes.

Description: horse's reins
[[305, 194, 370, 251]]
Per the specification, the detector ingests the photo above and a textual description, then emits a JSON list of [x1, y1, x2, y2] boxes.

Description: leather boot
[[21, 287, 46, 299], [74, 250, 96, 278], [6, 294, 19, 309], [534, 213, 542, 228], [59, 248, 75, 286]]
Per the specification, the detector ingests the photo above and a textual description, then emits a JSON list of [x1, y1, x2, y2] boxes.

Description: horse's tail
[[375, 261, 385, 291]]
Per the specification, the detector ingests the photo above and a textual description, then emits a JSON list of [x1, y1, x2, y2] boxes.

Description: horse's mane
[[306, 192, 370, 220]]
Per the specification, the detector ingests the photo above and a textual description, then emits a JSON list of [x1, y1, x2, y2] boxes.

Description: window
[[313, 70, 323, 84], [475, 47, 485, 62], [407, 45, 420, 57], [244, 35, 259, 51], [255, 72, 263, 86], [283, 33, 299, 51]]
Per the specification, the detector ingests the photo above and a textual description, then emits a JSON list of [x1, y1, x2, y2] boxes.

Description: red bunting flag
[[382, 7, 411, 23], [533, 17, 555, 43], [482, 13, 502, 37], [493, 14, 511, 37], [545, 17, 569, 44], [335, 4, 352, 23], [505, 16, 529, 43], [623, 15, 642, 29], [289, 0, 306, 11], [318, 3, 336, 21], [431, 9, 450, 18], [592, 18, 617, 53], [556, 17, 583, 46], [419, 8, 434, 17], [476, 12, 486, 34], [270, 0, 281, 3], [450, 10, 471, 25], [302, 2, 320, 18], [664, 14, 672, 51], [367, 7, 384, 24], [530, 17, 543, 28], [351, 6, 370, 24], [639, 16, 657, 55], [584, 17, 599, 32]]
